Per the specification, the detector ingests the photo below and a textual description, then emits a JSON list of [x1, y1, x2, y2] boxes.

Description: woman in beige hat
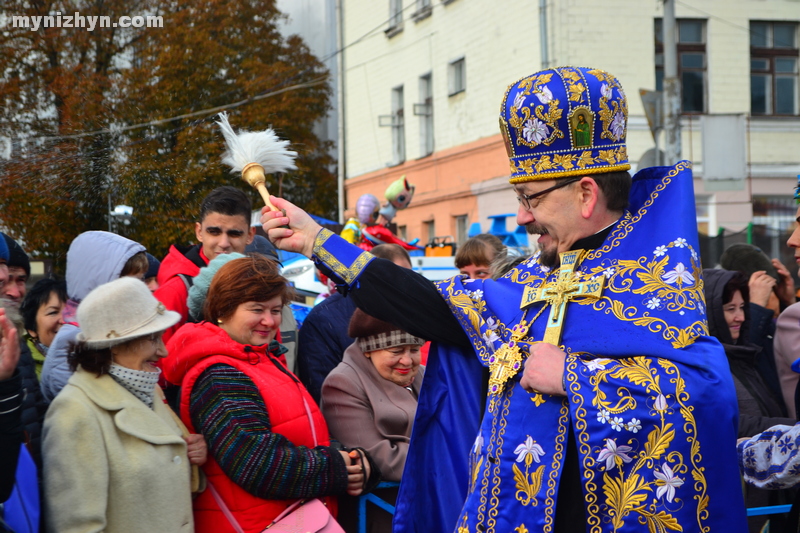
[[42, 276, 207, 533]]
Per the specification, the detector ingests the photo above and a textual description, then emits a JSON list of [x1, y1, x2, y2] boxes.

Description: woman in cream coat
[[43, 277, 206, 533]]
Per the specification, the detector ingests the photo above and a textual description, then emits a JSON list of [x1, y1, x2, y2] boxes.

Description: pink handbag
[[261, 497, 344, 532], [207, 393, 345, 533]]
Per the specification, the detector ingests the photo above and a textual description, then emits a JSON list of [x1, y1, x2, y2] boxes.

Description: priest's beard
[[526, 223, 560, 269]]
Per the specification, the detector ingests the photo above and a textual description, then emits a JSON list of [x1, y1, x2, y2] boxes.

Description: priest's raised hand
[[260, 196, 323, 258]]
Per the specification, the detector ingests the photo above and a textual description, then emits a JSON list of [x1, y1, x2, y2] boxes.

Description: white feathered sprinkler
[[216, 112, 297, 211]]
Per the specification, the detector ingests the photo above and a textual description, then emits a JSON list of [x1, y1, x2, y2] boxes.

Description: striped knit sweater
[[190, 363, 350, 499]]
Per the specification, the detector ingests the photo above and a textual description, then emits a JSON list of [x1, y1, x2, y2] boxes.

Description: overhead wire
[[3, 0, 424, 146]]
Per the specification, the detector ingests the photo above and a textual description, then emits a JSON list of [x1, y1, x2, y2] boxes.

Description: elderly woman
[[42, 277, 207, 533], [321, 309, 425, 532], [20, 278, 66, 378], [163, 255, 375, 533]]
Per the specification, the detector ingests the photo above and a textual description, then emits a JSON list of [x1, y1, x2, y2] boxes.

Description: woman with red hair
[[163, 255, 376, 533]]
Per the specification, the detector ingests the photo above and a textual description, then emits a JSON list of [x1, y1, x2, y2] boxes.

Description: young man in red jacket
[[155, 186, 255, 343]]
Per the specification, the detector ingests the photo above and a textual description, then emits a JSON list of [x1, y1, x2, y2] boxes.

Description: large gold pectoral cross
[[520, 249, 604, 345]]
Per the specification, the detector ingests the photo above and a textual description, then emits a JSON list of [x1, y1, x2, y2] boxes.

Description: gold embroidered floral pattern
[[575, 356, 708, 533], [588, 69, 628, 143], [583, 239, 707, 348], [512, 146, 627, 179], [513, 436, 546, 506], [557, 67, 587, 104], [457, 514, 470, 533], [508, 73, 564, 149], [530, 392, 546, 406]]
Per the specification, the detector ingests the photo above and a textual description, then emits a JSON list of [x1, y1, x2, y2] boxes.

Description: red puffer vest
[[163, 322, 336, 533]]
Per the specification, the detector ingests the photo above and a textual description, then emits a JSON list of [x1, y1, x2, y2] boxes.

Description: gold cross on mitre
[[520, 249, 604, 345]]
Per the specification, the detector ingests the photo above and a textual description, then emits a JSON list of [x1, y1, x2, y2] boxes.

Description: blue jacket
[[296, 293, 356, 404]]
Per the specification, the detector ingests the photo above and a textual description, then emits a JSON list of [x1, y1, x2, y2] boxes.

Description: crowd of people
[[3, 65, 800, 533]]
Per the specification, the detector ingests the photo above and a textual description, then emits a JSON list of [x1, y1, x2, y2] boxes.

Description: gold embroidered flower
[[598, 149, 618, 165], [577, 151, 594, 168]]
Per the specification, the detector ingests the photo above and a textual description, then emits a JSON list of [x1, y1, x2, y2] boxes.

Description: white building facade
[[340, 0, 800, 255]]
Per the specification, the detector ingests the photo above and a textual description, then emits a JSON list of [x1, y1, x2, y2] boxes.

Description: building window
[[398, 225, 407, 241], [655, 19, 707, 113], [415, 73, 434, 156], [425, 220, 436, 243], [753, 195, 797, 232], [386, 0, 403, 36], [391, 86, 405, 164], [412, 0, 432, 22], [695, 195, 714, 236], [448, 57, 466, 96], [753, 195, 797, 261], [750, 22, 799, 115], [455, 215, 468, 245]]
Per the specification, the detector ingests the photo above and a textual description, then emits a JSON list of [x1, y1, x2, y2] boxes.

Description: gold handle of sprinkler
[[241, 163, 279, 211]]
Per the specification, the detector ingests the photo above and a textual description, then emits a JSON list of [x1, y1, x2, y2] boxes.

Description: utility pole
[[663, 0, 682, 164]]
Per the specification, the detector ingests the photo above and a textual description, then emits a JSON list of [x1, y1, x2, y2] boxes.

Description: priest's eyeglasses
[[516, 177, 581, 210]]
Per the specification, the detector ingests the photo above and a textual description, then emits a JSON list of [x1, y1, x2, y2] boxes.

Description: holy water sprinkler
[[216, 112, 297, 211]]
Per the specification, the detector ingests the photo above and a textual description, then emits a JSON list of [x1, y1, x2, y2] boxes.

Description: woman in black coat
[[703, 268, 797, 532]]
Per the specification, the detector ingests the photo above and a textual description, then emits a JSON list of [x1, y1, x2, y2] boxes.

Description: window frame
[[454, 215, 468, 245], [386, 0, 404, 37], [750, 21, 799, 116], [654, 18, 708, 114], [448, 57, 466, 97], [412, 0, 432, 22], [391, 85, 406, 165], [415, 73, 434, 157]]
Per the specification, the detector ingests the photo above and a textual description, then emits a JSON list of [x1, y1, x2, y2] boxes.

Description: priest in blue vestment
[[262, 66, 748, 533]]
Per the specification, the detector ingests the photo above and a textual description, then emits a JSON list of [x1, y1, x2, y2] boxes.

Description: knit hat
[[144, 253, 161, 280], [719, 243, 777, 281], [245, 235, 280, 263], [77, 277, 180, 348], [1, 234, 29, 275], [187, 252, 246, 321], [348, 308, 424, 353]]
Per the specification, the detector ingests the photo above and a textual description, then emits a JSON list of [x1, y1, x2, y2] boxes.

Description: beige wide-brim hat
[[76, 276, 181, 349]]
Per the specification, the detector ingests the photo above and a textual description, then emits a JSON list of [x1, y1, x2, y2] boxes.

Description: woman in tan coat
[[42, 277, 207, 533], [321, 308, 426, 532]]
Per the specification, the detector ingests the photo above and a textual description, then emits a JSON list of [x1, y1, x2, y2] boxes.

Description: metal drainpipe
[[663, 0, 682, 165], [539, 0, 549, 68], [336, 0, 346, 224]]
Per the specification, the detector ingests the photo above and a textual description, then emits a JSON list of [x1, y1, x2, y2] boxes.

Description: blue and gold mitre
[[500, 66, 631, 183]]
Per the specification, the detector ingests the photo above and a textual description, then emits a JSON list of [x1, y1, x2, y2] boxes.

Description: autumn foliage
[[0, 0, 336, 270]]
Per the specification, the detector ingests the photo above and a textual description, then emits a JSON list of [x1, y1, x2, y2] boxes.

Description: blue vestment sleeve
[[393, 343, 485, 533], [312, 229, 470, 348]]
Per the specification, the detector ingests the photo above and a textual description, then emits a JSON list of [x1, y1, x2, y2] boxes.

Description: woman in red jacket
[[163, 255, 375, 533]]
